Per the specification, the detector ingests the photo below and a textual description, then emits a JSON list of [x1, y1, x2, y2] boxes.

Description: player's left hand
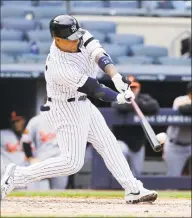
[[112, 73, 131, 93]]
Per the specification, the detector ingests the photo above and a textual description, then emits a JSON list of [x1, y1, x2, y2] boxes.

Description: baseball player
[[1, 15, 157, 204], [21, 113, 68, 189], [1, 111, 26, 176], [163, 82, 192, 176]]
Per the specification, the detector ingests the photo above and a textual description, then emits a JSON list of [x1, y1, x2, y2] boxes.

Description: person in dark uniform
[[112, 76, 160, 176]]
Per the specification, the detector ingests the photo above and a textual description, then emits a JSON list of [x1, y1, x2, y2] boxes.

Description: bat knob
[[154, 144, 163, 152], [122, 76, 131, 85]]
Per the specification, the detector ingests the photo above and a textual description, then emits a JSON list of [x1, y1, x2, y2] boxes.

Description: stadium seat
[[81, 21, 116, 34], [71, 1, 104, 8], [158, 57, 192, 66], [37, 42, 51, 54], [1, 29, 24, 41], [109, 1, 139, 9], [117, 56, 154, 65], [17, 54, 47, 63], [39, 19, 50, 29], [1, 54, 16, 64], [89, 31, 106, 43], [185, 1, 191, 10], [102, 44, 129, 63], [1, 5, 34, 18], [1, 41, 30, 56], [27, 30, 52, 42], [171, 1, 187, 10], [2, 0, 32, 6], [1, 18, 38, 32], [131, 45, 168, 58], [141, 1, 158, 10], [34, 6, 67, 19], [157, 0, 174, 9], [38, 0, 65, 6], [106, 33, 144, 46]]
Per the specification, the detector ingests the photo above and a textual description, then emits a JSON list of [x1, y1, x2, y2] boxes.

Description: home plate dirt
[[1, 197, 191, 217]]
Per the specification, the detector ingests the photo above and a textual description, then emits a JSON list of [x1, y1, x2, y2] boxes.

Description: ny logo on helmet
[[71, 25, 77, 32]]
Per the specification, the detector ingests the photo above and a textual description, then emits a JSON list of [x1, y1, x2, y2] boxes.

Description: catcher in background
[[112, 76, 160, 176], [21, 113, 68, 189]]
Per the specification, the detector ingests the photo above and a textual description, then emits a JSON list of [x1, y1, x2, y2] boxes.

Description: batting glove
[[112, 73, 131, 93], [117, 89, 135, 104]]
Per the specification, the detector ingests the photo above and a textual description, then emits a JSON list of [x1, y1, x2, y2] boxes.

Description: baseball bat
[[130, 98, 162, 152]]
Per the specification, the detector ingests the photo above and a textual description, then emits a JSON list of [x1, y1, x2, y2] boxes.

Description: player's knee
[[69, 160, 84, 174], [67, 158, 84, 174], [57, 155, 84, 175]]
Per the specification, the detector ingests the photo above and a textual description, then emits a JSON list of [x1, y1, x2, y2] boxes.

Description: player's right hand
[[116, 89, 135, 104]]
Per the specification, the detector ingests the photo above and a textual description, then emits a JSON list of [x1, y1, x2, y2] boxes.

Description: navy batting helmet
[[50, 15, 86, 40]]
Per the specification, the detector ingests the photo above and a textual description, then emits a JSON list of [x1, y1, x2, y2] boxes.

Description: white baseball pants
[[13, 99, 139, 193]]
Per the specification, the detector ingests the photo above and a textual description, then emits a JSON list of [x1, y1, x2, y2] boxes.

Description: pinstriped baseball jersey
[[13, 31, 140, 194], [45, 39, 99, 100]]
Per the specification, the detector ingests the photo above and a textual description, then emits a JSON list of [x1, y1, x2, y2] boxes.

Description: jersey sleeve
[[82, 30, 107, 60], [54, 61, 88, 90]]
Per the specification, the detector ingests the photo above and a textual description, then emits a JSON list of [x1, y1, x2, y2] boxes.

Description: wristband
[[98, 55, 114, 71]]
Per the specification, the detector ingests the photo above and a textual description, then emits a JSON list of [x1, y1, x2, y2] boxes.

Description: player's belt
[[47, 96, 87, 102], [169, 139, 190, 146]]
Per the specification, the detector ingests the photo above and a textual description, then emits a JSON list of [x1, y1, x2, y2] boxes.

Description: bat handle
[[130, 98, 145, 119], [154, 144, 163, 152]]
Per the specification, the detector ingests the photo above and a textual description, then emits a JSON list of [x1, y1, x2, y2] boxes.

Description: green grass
[[9, 189, 191, 199]]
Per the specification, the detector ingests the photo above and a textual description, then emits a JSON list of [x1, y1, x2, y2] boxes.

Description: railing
[[99, 108, 192, 128]]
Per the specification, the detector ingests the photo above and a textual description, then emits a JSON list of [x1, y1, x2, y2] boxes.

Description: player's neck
[[55, 41, 78, 53]]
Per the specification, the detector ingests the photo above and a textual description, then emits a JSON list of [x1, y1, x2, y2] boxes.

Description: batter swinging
[[1, 15, 157, 204]]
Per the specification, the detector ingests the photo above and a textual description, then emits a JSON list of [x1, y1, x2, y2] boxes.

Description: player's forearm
[[95, 52, 118, 78], [95, 52, 131, 93], [78, 77, 118, 102], [78, 77, 134, 103]]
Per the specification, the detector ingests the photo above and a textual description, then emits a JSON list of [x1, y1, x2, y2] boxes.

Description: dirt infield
[[1, 196, 191, 217]]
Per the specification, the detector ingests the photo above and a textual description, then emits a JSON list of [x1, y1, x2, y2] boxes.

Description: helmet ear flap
[[50, 31, 54, 38]]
